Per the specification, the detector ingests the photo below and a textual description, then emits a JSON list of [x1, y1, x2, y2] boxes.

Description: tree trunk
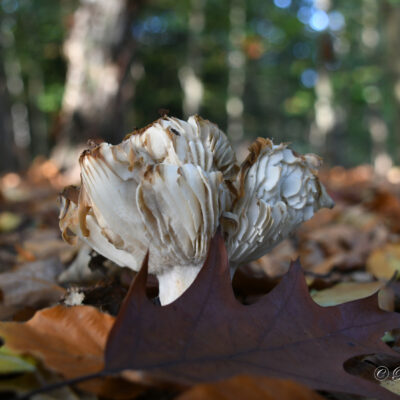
[[59, 0, 142, 145], [0, 49, 17, 172], [226, 0, 246, 142], [309, 4, 337, 164], [179, 0, 205, 118]]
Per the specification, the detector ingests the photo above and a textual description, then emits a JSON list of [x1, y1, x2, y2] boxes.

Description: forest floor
[[1, 159, 400, 399]]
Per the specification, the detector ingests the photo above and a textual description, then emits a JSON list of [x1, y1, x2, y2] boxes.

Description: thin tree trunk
[[179, 0, 205, 118], [0, 49, 15, 172], [28, 69, 48, 157], [309, 3, 336, 164], [362, 0, 390, 175], [309, 68, 335, 161], [226, 0, 246, 142]]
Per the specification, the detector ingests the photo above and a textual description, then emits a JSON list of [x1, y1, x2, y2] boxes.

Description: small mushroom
[[59, 116, 333, 305]]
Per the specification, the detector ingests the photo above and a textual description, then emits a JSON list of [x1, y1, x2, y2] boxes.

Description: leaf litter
[[1, 164, 400, 399]]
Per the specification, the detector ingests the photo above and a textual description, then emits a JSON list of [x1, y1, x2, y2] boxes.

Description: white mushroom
[[59, 116, 333, 305], [222, 138, 334, 269]]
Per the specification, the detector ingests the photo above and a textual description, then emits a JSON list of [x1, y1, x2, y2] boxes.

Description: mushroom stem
[[157, 264, 203, 305]]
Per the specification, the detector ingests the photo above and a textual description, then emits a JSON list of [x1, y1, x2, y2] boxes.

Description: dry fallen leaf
[[249, 239, 297, 278], [367, 189, 400, 233], [0, 346, 36, 374], [0, 258, 65, 320], [367, 242, 400, 280], [299, 224, 374, 274], [311, 281, 395, 312], [176, 375, 325, 400], [0, 305, 109, 376], [311, 281, 383, 306], [320, 165, 372, 204], [20, 228, 75, 263], [0, 305, 142, 398], [381, 379, 400, 396], [104, 233, 400, 400]]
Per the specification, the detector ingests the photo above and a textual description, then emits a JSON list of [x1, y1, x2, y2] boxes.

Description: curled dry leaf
[[0, 305, 142, 398], [59, 115, 333, 304], [104, 232, 400, 400], [176, 375, 325, 400]]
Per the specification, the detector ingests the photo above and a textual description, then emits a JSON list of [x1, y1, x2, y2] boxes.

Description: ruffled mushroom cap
[[222, 138, 334, 267], [59, 115, 236, 305], [125, 115, 238, 179], [59, 117, 333, 305]]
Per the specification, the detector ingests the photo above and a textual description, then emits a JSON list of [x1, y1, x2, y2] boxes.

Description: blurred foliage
[[0, 0, 75, 158], [0, 0, 399, 168]]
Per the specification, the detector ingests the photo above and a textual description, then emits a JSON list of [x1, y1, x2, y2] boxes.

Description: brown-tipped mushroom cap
[[222, 139, 334, 267], [59, 117, 333, 305]]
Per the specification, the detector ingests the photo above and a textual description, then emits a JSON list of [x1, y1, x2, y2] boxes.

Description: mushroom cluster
[[59, 115, 333, 305]]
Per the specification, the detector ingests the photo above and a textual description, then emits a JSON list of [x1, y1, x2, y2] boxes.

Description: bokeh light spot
[[309, 10, 329, 31], [1, 0, 18, 14], [329, 11, 345, 31], [297, 6, 312, 24], [301, 69, 318, 88], [274, 0, 292, 9]]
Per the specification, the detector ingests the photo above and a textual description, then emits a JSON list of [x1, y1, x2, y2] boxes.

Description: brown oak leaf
[[104, 232, 400, 400]]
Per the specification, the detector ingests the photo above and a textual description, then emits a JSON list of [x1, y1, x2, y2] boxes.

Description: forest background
[[2, 1, 400, 398], [1, 0, 400, 174]]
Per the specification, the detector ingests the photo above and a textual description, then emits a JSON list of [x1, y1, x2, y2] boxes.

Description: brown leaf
[[14, 243, 36, 262], [20, 228, 75, 263], [320, 165, 372, 204], [367, 242, 400, 280], [249, 239, 297, 278], [0, 305, 108, 376], [299, 224, 373, 274], [367, 189, 400, 233], [176, 375, 325, 400], [104, 232, 400, 400], [311, 281, 395, 311], [0, 305, 142, 398], [0, 258, 65, 320]]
